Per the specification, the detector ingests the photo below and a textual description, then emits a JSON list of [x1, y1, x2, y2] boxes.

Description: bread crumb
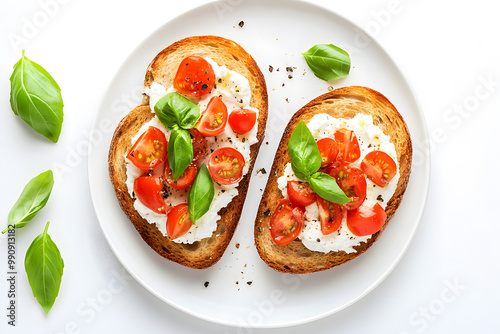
[[247, 281, 253, 285], [238, 21, 244, 28], [256, 168, 267, 175], [235, 243, 240, 249], [204, 281, 210, 288], [328, 86, 334, 91], [269, 65, 274, 73]]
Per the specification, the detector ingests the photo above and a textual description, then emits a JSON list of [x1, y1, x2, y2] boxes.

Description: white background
[[1, 0, 498, 333]]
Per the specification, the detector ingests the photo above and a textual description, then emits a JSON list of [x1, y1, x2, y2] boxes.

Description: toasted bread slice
[[109, 36, 268, 269], [254, 86, 411, 274]]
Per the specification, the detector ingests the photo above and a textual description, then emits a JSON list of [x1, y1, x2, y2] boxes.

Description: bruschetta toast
[[254, 86, 411, 274], [109, 36, 268, 269]]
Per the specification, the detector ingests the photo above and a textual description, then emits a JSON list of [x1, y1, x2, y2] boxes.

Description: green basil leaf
[[302, 44, 351, 81], [308, 172, 351, 204], [2, 170, 54, 234], [154, 92, 200, 130], [25, 222, 64, 314], [188, 164, 215, 224], [168, 127, 193, 180], [288, 120, 321, 180], [10, 50, 64, 143]]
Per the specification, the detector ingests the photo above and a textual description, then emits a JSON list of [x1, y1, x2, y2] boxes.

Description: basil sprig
[[302, 44, 351, 81], [2, 170, 54, 234], [10, 51, 64, 143], [155, 92, 200, 130], [308, 172, 351, 204], [155, 92, 200, 179], [25, 222, 64, 314], [288, 121, 350, 204], [168, 127, 194, 180], [288, 121, 322, 179], [188, 164, 215, 224]]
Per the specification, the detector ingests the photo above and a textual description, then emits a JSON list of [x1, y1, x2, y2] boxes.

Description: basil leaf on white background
[[25, 222, 64, 314], [3, 170, 54, 234], [302, 44, 351, 81], [10, 51, 64, 143]]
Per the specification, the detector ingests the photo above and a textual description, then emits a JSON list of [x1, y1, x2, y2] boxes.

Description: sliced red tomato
[[328, 163, 367, 210], [173, 56, 215, 97], [335, 128, 361, 163], [196, 96, 228, 136], [361, 151, 397, 187], [164, 161, 198, 190], [346, 203, 387, 236], [317, 197, 343, 235], [269, 199, 304, 245], [317, 137, 339, 168], [127, 126, 168, 171], [287, 180, 316, 208], [228, 109, 257, 135], [166, 203, 193, 240], [133, 176, 166, 214], [208, 147, 245, 185], [189, 128, 208, 163]]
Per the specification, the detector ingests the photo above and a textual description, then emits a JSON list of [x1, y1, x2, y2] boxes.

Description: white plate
[[88, 0, 429, 328]]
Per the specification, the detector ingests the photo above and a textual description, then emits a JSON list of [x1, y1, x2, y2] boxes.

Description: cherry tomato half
[[316, 137, 339, 168], [173, 56, 215, 97], [328, 163, 367, 211], [361, 151, 397, 187], [189, 128, 208, 163], [133, 176, 166, 214], [127, 126, 168, 171], [346, 202, 387, 236], [208, 147, 245, 185], [164, 161, 198, 190], [228, 109, 257, 135], [335, 128, 361, 163], [287, 180, 316, 208], [270, 199, 304, 245], [196, 96, 228, 136], [317, 197, 343, 235], [166, 203, 193, 240]]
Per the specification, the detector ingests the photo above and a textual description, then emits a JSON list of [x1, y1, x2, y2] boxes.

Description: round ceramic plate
[[88, 0, 429, 328]]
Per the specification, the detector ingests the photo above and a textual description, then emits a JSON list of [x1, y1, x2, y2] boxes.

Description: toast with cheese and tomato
[[109, 36, 268, 269], [254, 86, 411, 274]]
